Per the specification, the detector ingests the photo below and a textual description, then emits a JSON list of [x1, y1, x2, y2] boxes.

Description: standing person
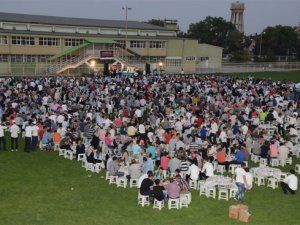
[[10, 120, 20, 151], [280, 169, 298, 195], [31, 121, 39, 152], [0, 122, 7, 151], [24, 119, 33, 152], [232, 162, 249, 203]]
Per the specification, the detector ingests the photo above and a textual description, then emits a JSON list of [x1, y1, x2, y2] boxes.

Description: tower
[[230, 1, 245, 33]]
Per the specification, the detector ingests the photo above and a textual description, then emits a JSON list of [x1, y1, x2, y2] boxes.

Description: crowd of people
[[0, 74, 299, 203]]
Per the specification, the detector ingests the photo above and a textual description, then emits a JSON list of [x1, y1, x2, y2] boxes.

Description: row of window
[[0, 35, 166, 48], [0, 55, 49, 63], [186, 56, 209, 61], [129, 41, 165, 49], [166, 59, 182, 67]]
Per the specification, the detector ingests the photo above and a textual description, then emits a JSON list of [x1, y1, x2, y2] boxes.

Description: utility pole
[[122, 6, 132, 54]]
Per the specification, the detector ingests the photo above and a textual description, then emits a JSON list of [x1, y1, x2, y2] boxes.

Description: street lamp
[[122, 6, 132, 50], [158, 62, 163, 74], [259, 32, 266, 58]]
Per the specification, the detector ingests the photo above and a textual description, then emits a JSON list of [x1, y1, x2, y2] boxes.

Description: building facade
[[0, 12, 222, 75]]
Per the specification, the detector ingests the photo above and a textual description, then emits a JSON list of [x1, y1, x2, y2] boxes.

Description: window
[[166, 58, 181, 67], [0, 36, 8, 45], [0, 55, 8, 62], [10, 55, 23, 62], [38, 55, 48, 63], [149, 41, 165, 49], [115, 40, 126, 48], [64, 38, 84, 47], [39, 37, 60, 46], [24, 55, 36, 63], [12, 36, 35, 45], [130, 41, 146, 48]]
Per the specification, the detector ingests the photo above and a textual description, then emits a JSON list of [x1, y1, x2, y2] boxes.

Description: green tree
[[254, 25, 299, 59], [147, 19, 165, 27], [187, 16, 245, 54]]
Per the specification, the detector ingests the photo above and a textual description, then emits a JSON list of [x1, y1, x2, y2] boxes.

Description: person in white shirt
[[200, 158, 214, 179], [10, 121, 20, 151], [31, 121, 39, 152], [0, 122, 7, 151], [280, 169, 298, 195], [232, 163, 249, 202], [209, 119, 218, 144], [187, 159, 200, 181], [24, 119, 33, 152], [219, 127, 227, 146], [245, 169, 253, 190]]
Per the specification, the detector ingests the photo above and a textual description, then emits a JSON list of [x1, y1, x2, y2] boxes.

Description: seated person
[[127, 159, 142, 180], [230, 147, 245, 165], [75, 140, 85, 160], [216, 147, 230, 171], [140, 171, 154, 196], [153, 179, 166, 201], [86, 146, 102, 164], [280, 169, 298, 195], [200, 157, 214, 180], [175, 174, 190, 193], [108, 156, 124, 177], [138, 170, 152, 189], [166, 178, 180, 199], [154, 167, 164, 180], [187, 158, 200, 181]]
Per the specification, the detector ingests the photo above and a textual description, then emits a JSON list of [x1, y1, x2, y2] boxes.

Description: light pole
[[122, 6, 132, 51], [259, 32, 265, 58]]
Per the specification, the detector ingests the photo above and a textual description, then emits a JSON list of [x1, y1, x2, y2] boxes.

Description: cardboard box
[[236, 204, 249, 212], [229, 205, 239, 219], [239, 209, 251, 223]]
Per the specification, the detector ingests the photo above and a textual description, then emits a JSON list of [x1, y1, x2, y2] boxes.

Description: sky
[[0, 0, 299, 35]]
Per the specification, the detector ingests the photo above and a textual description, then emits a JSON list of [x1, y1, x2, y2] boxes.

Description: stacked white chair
[[168, 198, 180, 210], [138, 193, 150, 207], [58, 148, 66, 157], [153, 199, 164, 210], [85, 163, 94, 172], [218, 188, 229, 201], [77, 153, 86, 161], [189, 179, 198, 190], [130, 179, 139, 188], [116, 177, 127, 188], [229, 164, 238, 174], [206, 187, 216, 199], [279, 159, 286, 167], [259, 158, 268, 166], [267, 177, 278, 189], [94, 163, 102, 173], [179, 196, 189, 208], [109, 176, 118, 185], [255, 176, 265, 186], [285, 158, 292, 165], [271, 159, 279, 167], [229, 184, 238, 198]]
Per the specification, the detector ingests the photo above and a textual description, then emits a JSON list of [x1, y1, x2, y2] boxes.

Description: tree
[[254, 25, 300, 60], [147, 19, 165, 27], [187, 16, 245, 54]]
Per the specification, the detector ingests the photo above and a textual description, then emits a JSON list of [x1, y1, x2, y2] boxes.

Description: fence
[[196, 61, 300, 74]]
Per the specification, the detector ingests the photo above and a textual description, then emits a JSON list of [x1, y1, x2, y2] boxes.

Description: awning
[[48, 38, 116, 61], [48, 42, 89, 61], [84, 38, 116, 44]]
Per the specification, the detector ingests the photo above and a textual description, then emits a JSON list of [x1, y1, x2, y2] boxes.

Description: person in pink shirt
[[160, 152, 170, 170], [98, 127, 106, 142], [268, 140, 278, 164], [105, 134, 111, 146]]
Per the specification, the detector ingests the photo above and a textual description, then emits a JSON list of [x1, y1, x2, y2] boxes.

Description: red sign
[[100, 51, 114, 58]]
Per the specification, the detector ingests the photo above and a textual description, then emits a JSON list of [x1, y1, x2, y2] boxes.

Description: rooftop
[[0, 12, 175, 31]]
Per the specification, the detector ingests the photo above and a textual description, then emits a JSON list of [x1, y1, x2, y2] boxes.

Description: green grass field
[[1, 139, 300, 225], [221, 70, 300, 82]]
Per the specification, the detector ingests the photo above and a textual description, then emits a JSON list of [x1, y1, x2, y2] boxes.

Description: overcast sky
[[0, 0, 299, 35]]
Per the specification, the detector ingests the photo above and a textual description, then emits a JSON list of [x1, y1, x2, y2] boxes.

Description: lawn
[[1, 139, 300, 225], [221, 70, 300, 82]]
